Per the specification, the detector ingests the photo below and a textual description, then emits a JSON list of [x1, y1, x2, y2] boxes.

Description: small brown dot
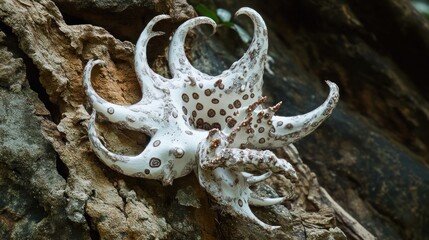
[[211, 98, 219, 104], [227, 118, 237, 128], [196, 103, 204, 110], [286, 123, 294, 129], [233, 100, 242, 108], [264, 113, 270, 119], [207, 109, 216, 118], [234, 99, 241, 108], [212, 122, 221, 129], [182, 93, 189, 102], [182, 106, 188, 115], [153, 140, 161, 147], [204, 89, 212, 96], [196, 118, 204, 125], [203, 123, 211, 130], [242, 94, 249, 100], [259, 138, 266, 144], [219, 83, 225, 90], [144, 169, 150, 174], [192, 92, 199, 99], [214, 79, 222, 87], [225, 116, 232, 123], [258, 127, 265, 133], [192, 111, 197, 118], [250, 93, 255, 98], [107, 107, 114, 114], [220, 109, 226, 115], [228, 104, 234, 109]]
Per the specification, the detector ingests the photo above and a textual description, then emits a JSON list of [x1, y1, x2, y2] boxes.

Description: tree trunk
[[1, 0, 427, 239]]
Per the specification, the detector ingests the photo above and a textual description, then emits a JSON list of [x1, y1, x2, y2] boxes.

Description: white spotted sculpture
[[83, 7, 339, 230]]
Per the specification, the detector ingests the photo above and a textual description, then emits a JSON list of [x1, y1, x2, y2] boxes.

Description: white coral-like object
[[83, 7, 339, 230]]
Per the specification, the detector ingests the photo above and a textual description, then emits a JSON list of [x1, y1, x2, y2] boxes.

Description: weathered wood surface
[[1, 0, 428, 239]]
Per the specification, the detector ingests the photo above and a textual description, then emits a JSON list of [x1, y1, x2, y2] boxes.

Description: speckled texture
[[83, 8, 339, 230], [4, 0, 427, 239]]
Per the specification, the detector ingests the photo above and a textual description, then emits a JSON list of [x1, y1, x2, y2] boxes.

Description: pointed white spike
[[241, 172, 254, 178], [247, 171, 273, 184], [234, 201, 281, 231], [135, 15, 170, 94], [218, 7, 268, 88], [249, 195, 286, 206], [168, 16, 216, 78], [256, 81, 339, 147]]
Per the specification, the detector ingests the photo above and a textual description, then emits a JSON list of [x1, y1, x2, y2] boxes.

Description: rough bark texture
[[0, 0, 428, 239]]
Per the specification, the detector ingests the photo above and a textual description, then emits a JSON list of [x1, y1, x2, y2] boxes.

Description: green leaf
[[221, 21, 234, 28], [195, 4, 221, 23]]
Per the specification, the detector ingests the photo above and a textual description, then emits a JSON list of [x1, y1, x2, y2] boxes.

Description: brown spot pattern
[[227, 118, 237, 128], [207, 109, 216, 118], [182, 93, 189, 102], [204, 89, 212, 96], [233, 100, 242, 108]]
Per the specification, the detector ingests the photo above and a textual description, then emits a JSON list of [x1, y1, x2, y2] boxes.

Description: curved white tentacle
[[135, 14, 170, 96], [227, 81, 339, 149], [218, 7, 269, 95], [88, 111, 164, 179], [267, 81, 339, 146], [168, 16, 216, 79], [83, 59, 164, 134]]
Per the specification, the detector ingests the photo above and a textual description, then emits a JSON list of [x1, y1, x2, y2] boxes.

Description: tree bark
[[1, 0, 428, 239]]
